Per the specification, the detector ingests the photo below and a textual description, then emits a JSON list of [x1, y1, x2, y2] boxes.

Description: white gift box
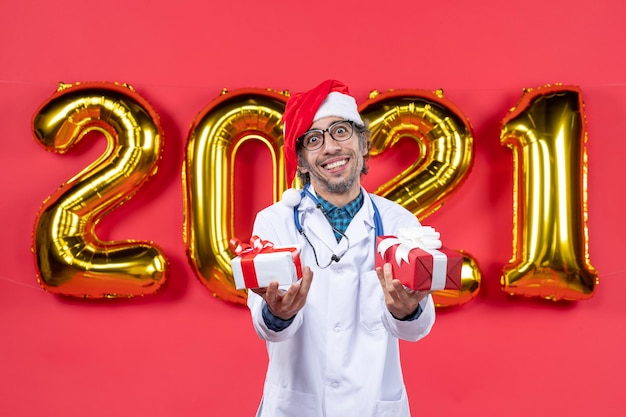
[[230, 243, 302, 290]]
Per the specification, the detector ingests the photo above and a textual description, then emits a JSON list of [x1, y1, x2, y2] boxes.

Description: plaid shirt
[[317, 191, 364, 241]]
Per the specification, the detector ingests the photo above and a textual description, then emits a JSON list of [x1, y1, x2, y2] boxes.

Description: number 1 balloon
[[500, 84, 598, 301]]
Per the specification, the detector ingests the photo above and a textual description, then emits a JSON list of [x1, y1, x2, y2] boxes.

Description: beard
[[299, 152, 363, 195]]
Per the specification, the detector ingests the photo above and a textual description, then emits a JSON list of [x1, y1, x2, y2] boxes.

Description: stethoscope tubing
[[293, 184, 384, 249]]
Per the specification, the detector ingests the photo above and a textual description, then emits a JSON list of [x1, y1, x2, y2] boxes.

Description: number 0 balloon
[[183, 88, 288, 305], [500, 85, 598, 300], [32, 82, 168, 298]]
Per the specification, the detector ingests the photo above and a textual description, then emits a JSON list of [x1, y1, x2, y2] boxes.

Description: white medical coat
[[248, 187, 436, 417]]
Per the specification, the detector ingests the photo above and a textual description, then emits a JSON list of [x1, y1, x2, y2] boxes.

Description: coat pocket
[[374, 393, 410, 417], [259, 382, 321, 417]]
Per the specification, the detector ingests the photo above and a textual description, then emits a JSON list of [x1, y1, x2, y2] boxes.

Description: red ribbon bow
[[230, 235, 274, 256]]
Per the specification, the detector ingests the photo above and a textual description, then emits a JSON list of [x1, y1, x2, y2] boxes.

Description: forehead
[[309, 116, 342, 130]]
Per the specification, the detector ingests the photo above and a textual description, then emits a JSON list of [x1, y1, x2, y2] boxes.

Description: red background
[[1, 1, 625, 416]]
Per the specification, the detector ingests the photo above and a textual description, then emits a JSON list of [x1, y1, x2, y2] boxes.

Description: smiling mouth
[[323, 158, 348, 170]]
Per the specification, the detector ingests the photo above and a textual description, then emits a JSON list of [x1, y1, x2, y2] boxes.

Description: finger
[[375, 266, 386, 288], [281, 281, 301, 306], [401, 284, 416, 295], [398, 288, 428, 301], [391, 279, 407, 292], [375, 264, 388, 282], [299, 266, 314, 294], [391, 280, 412, 301], [375, 265, 395, 298], [412, 290, 429, 303], [383, 264, 398, 291], [264, 281, 280, 304], [389, 275, 416, 305]]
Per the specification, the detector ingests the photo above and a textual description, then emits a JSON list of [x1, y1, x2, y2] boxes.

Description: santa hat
[[282, 80, 364, 185]]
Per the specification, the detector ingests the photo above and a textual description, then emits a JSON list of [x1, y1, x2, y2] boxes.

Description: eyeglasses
[[297, 120, 355, 151]]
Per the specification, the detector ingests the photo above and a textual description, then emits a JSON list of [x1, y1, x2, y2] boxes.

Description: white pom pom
[[281, 188, 302, 207]]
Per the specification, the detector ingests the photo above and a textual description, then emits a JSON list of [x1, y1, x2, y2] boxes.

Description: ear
[[299, 165, 309, 174], [359, 135, 369, 156]]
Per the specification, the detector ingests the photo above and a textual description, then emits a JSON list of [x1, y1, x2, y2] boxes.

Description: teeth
[[325, 159, 347, 170]]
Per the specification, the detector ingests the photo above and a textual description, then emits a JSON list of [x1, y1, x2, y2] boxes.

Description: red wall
[[1, 1, 625, 416]]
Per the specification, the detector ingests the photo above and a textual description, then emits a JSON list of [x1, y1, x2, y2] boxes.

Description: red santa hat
[[282, 79, 364, 185]]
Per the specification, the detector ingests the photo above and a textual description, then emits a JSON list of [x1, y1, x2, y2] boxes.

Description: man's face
[[298, 116, 367, 198]]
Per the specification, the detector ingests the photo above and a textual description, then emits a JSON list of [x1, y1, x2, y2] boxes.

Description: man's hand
[[251, 266, 313, 320], [376, 263, 428, 320]]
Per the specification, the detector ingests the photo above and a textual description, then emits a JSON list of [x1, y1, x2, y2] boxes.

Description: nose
[[321, 130, 341, 152]]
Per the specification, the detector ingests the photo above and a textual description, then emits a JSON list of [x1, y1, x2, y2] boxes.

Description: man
[[247, 79, 435, 417]]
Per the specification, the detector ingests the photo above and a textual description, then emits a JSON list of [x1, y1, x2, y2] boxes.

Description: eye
[[330, 122, 351, 138], [303, 132, 323, 148]]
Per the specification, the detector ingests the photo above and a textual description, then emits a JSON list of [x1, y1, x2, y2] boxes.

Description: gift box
[[229, 236, 302, 290], [375, 227, 462, 291]]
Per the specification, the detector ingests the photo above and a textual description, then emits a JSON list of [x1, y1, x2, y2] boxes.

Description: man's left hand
[[375, 263, 429, 320]]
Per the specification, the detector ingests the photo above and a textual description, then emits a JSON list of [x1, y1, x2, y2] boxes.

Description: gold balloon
[[361, 88, 474, 218], [431, 251, 481, 307], [360, 89, 479, 307], [500, 85, 598, 301], [32, 82, 168, 298], [183, 88, 288, 305]]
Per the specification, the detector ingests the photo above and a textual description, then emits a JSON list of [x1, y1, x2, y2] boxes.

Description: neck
[[312, 185, 361, 207]]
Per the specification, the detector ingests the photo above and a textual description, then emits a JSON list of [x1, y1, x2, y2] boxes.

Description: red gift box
[[229, 236, 302, 290], [375, 234, 462, 291]]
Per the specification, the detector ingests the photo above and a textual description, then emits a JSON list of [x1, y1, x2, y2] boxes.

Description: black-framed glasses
[[297, 120, 355, 151]]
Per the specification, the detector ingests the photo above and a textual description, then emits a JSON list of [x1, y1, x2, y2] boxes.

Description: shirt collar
[[317, 190, 364, 217]]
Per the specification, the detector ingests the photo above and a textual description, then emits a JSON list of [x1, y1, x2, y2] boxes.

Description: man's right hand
[[251, 266, 313, 320]]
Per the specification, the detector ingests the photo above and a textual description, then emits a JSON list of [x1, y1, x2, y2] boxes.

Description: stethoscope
[[292, 184, 384, 267]]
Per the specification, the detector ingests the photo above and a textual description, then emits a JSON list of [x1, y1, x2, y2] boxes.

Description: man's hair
[[295, 121, 372, 185]]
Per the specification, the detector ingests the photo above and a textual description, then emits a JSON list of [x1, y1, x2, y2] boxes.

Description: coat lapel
[[297, 186, 377, 251], [345, 189, 377, 247]]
